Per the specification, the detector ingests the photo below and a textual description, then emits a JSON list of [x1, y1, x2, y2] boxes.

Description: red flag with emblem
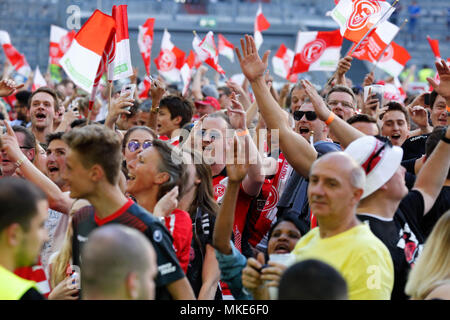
[[254, 4, 270, 50], [154, 29, 185, 83], [138, 18, 155, 75], [0, 30, 31, 78]]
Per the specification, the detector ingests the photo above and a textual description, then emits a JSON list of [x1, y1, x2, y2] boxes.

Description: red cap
[[195, 96, 221, 111]]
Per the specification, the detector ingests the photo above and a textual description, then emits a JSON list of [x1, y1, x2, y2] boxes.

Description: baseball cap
[[194, 96, 221, 111], [201, 84, 219, 99], [344, 136, 403, 199]]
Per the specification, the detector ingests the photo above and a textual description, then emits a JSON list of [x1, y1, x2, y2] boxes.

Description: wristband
[[15, 156, 26, 168], [441, 131, 450, 144], [236, 129, 249, 137], [325, 112, 335, 126]]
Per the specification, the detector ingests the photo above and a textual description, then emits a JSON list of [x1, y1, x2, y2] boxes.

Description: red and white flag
[[0, 30, 31, 78], [193, 32, 207, 68], [218, 34, 234, 63], [49, 25, 76, 67], [32, 66, 47, 91], [60, 10, 116, 94], [290, 29, 343, 74], [107, 5, 133, 80], [328, 0, 394, 43], [154, 29, 185, 83], [426, 36, 441, 61], [138, 18, 155, 75], [375, 42, 411, 77], [272, 44, 295, 80], [198, 31, 225, 74], [181, 50, 196, 96], [350, 20, 399, 62], [138, 76, 151, 100], [254, 4, 270, 50]]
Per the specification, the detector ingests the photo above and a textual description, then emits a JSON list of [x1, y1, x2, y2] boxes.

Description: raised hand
[[227, 92, 247, 130], [363, 88, 379, 117], [150, 77, 166, 103], [408, 105, 429, 129], [0, 79, 24, 97], [427, 59, 450, 99], [226, 135, 250, 183], [337, 56, 353, 77], [301, 79, 330, 121], [226, 80, 251, 110], [1, 120, 23, 163], [235, 35, 270, 82], [363, 71, 375, 87]]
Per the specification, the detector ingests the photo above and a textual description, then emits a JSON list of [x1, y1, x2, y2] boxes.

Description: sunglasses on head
[[293, 110, 317, 121], [127, 140, 153, 152]]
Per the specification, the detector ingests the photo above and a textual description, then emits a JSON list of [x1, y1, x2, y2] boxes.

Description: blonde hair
[[405, 210, 450, 299], [50, 214, 73, 289]]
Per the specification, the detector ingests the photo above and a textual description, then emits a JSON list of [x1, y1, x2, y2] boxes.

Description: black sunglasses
[[127, 140, 153, 152], [293, 110, 317, 121]]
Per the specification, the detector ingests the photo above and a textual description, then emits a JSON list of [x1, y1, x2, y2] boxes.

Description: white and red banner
[[32, 66, 47, 91], [107, 5, 133, 81], [138, 76, 151, 99], [60, 10, 116, 94], [350, 20, 399, 62], [272, 44, 295, 80], [138, 18, 155, 76], [154, 29, 185, 83], [218, 34, 234, 63], [0, 30, 31, 78], [198, 31, 225, 74], [426, 36, 441, 61], [181, 50, 196, 96], [382, 77, 406, 102], [49, 25, 76, 67], [328, 0, 394, 43], [290, 29, 343, 74], [375, 42, 411, 77], [254, 4, 270, 50]]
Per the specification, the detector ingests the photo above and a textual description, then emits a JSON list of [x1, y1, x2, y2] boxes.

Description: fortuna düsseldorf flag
[[138, 76, 151, 99], [272, 44, 295, 80], [108, 5, 133, 80], [138, 18, 155, 75], [32, 66, 47, 91], [154, 29, 185, 83], [0, 30, 31, 78], [218, 34, 234, 63], [49, 25, 75, 67], [426, 36, 441, 61], [198, 31, 225, 74], [350, 20, 399, 62], [290, 29, 343, 74], [375, 42, 411, 77], [254, 4, 270, 50], [60, 10, 116, 94], [193, 32, 207, 68], [328, 0, 394, 43], [181, 50, 195, 96]]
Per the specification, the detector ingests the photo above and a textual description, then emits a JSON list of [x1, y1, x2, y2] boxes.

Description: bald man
[[292, 152, 394, 300], [81, 224, 157, 300]]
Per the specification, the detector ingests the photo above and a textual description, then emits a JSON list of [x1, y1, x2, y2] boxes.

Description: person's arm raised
[[301, 79, 364, 149], [235, 35, 317, 178], [1, 120, 73, 214], [335, 56, 353, 86], [212, 136, 249, 254]]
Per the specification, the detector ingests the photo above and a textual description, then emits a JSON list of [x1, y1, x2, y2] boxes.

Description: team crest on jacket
[[396, 222, 422, 266]]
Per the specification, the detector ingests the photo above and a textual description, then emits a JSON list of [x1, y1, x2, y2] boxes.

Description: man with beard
[[29, 87, 59, 148]]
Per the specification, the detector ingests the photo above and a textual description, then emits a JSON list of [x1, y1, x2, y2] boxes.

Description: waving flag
[[375, 42, 411, 77], [138, 76, 151, 99], [350, 20, 399, 62], [49, 25, 76, 67], [0, 30, 31, 78], [193, 32, 207, 68], [426, 36, 441, 61], [107, 5, 133, 80], [254, 4, 270, 50], [218, 34, 234, 63], [198, 31, 225, 74], [290, 29, 343, 74], [181, 50, 196, 96], [328, 0, 395, 43], [272, 44, 295, 80], [32, 66, 47, 91], [138, 18, 155, 75], [154, 29, 185, 83], [60, 10, 116, 94]]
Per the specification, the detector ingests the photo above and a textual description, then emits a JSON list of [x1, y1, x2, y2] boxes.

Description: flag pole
[[325, 0, 399, 87], [370, 18, 408, 73]]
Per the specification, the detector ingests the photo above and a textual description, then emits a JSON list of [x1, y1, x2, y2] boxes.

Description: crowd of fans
[[0, 34, 449, 301]]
